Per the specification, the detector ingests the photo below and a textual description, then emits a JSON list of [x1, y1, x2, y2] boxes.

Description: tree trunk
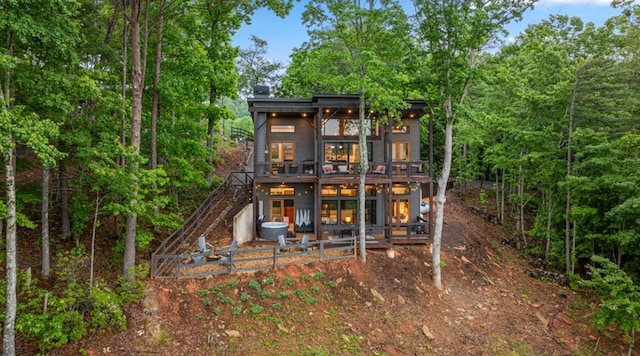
[[42, 166, 50, 277], [500, 169, 506, 225], [115, 6, 129, 239], [3, 145, 17, 356], [205, 85, 218, 185], [628, 326, 635, 356], [124, 0, 143, 279], [565, 69, 579, 274], [517, 153, 526, 248], [495, 170, 500, 220], [358, 92, 367, 263], [90, 193, 101, 289], [545, 188, 553, 264], [150, 0, 165, 231], [433, 120, 453, 289], [571, 219, 576, 274], [59, 163, 71, 239]]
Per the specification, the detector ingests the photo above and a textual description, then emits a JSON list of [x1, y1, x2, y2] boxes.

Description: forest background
[[1, 0, 640, 353]]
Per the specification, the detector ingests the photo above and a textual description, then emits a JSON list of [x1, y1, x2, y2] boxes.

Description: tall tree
[[192, 0, 292, 185], [122, 0, 145, 279], [1, 0, 80, 352], [284, 0, 412, 262], [237, 35, 284, 97], [411, 0, 535, 289]]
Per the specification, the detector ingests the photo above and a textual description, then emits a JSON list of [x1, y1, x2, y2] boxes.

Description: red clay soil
[[11, 144, 630, 355], [60, 191, 628, 355]]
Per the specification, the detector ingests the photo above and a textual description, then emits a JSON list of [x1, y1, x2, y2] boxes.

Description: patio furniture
[[217, 240, 238, 268], [322, 164, 335, 174], [192, 235, 212, 264], [297, 234, 310, 251], [372, 165, 386, 174]]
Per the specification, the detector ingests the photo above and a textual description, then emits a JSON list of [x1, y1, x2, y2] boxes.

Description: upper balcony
[[254, 160, 431, 182]]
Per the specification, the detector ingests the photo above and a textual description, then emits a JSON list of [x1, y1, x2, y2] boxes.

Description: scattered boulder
[[525, 268, 569, 286], [421, 325, 435, 340], [371, 288, 386, 302]]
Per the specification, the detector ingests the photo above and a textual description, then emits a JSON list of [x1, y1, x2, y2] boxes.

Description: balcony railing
[[255, 160, 429, 178], [255, 160, 317, 177]]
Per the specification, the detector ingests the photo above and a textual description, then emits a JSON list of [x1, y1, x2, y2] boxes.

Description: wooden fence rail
[[153, 237, 356, 279]]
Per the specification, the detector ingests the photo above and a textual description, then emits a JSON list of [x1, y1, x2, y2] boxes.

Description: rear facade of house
[[248, 91, 433, 247]]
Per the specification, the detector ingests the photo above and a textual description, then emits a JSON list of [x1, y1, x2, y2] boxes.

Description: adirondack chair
[[218, 240, 238, 268], [297, 234, 310, 252]]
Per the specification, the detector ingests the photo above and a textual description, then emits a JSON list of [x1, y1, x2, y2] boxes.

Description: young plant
[[283, 277, 295, 287], [201, 298, 211, 307], [294, 289, 308, 299], [232, 306, 243, 316], [250, 303, 264, 314], [248, 280, 261, 292], [263, 277, 275, 285]]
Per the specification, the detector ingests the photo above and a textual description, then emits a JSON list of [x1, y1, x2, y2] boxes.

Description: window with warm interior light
[[269, 186, 295, 196], [324, 142, 372, 163], [392, 142, 410, 161], [392, 125, 410, 134]]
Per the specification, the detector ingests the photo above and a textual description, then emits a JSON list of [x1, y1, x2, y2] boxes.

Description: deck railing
[[153, 236, 357, 279]]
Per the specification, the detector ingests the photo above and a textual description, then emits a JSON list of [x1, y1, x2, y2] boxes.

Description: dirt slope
[[58, 187, 628, 355]]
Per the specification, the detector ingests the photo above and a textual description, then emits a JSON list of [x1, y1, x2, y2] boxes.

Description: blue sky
[[232, 0, 627, 64]]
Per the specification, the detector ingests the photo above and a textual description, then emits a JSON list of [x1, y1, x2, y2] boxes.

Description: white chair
[[297, 234, 310, 251], [277, 234, 288, 253], [193, 235, 212, 264], [218, 240, 238, 268]]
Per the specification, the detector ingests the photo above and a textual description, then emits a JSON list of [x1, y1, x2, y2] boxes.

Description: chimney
[[253, 85, 269, 98]]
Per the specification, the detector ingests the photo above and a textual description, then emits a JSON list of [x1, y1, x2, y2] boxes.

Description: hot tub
[[260, 221, 289, 240]]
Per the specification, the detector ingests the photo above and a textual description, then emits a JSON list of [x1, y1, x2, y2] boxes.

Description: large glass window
[[321, 200, 338, 224], [324, 142, 372, 163], [392, 199, 410, 224], [340, 201, 357, 224], [270, 142, 294, 162], [365, 200, 376, 224], [320, 185, 377, 225], [392, 142, 410, 161], [322, 118, 377, 136]]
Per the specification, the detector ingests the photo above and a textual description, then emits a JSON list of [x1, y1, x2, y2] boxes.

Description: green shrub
[[13, 247, 145, 351]]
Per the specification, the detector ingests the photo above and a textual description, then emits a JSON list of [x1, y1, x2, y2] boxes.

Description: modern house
[[248, 89, 433, 247]]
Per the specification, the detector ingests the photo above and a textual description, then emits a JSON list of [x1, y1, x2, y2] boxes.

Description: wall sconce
[[345, 216, 351, 224]]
